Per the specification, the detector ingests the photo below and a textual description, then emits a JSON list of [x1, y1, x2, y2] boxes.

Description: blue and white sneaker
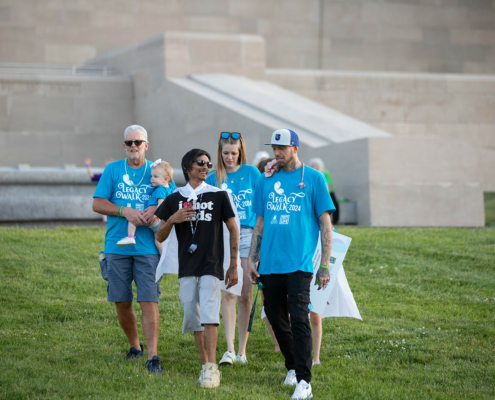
[[126, 344, 144, 359], [146, 356, 163, 374], [291, 379, 313, 399]]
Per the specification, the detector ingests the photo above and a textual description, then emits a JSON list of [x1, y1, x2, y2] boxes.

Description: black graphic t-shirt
[[155, 190, 235, 280]]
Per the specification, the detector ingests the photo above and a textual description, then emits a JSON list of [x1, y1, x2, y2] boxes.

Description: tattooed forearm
[[316, 212, 333, 289], [248, 218, 264, 264], [249, 233, 262, 263], [230, 241, 238, 260], [225, 217, 239, 263], [319, 212, 333, 267]]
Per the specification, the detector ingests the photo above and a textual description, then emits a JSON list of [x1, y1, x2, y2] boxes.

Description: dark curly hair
[[181, 149, 211, 182]]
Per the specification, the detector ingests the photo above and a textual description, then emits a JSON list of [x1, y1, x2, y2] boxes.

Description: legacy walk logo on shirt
[[221, 183, 252, 218], [116, 174, 153, 202], [267, 181, 305, 213]]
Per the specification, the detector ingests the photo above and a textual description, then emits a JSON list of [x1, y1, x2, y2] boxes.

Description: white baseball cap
[[265, 129, 299, 147]]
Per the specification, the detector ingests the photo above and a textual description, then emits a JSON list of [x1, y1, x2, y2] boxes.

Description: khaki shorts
[[178, 275, 221, 334]]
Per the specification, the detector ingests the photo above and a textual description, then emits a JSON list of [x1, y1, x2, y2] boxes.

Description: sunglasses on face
[[221, 132, 241, 140], [124, 140, 146, 147], [194, 159, 213, 169]]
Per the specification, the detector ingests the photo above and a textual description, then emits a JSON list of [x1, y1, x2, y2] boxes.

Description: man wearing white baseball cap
[[247, 129, 335, 399]]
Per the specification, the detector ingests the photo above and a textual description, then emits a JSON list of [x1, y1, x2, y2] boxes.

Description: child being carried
[[117, 159, 176, 254]]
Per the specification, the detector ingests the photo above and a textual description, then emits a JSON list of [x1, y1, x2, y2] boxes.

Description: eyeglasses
[[194, 159, 213, 169], [221, 132, 241, 140], [124, 140, 146, 147]]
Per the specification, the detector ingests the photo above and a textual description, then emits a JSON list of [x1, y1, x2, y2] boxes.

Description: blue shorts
[[106, 254, 161, 303]]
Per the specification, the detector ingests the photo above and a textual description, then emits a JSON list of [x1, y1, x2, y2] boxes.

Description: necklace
[[227, 165, 241, 184], [125, 158, 147, 188]]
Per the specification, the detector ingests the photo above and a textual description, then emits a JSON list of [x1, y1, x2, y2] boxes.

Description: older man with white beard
[[93, 125, 163, 373]]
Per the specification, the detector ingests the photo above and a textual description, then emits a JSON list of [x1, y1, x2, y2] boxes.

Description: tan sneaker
[[200, 362, 221, 388], [197, 365, 206, 384]]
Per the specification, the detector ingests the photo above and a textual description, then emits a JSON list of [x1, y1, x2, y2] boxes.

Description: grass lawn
[[485, 192, 495, 226], [1, 227, 494, 399]]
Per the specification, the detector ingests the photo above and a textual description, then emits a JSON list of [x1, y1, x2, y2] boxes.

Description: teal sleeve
[[206, 171, 218, 187]]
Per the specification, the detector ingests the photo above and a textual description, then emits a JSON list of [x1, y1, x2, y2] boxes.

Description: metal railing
[[0, 62, 119, 76]]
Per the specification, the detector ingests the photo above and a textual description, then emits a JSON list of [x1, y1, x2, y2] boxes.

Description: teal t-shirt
[[252, 165, 335, 275], [206, 164, 260, 228], [147, 183, 177, 207], [93, 159, 159, 256]]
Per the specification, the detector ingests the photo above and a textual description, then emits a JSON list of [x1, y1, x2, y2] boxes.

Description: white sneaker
[[291, 380, 313, 399], [200, 362, 221, 388], [117, 236, 136, 247], [236, 354, 247, 364], [284, 369, 297, 386], [197, 365, 206, 384], [219, 351, 236, 366]]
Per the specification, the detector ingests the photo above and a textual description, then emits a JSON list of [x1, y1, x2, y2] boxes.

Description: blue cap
[[265, 129, 299, 147]]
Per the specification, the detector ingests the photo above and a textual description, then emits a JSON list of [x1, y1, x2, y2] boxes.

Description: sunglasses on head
[[194, 159, 213, 169], [124, 140, 146, 147], [221, 132, 241, 140]]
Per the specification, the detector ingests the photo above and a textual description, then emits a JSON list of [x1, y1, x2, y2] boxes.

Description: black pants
[[330, 191, 339, 224], [261, 271, 313, 383]]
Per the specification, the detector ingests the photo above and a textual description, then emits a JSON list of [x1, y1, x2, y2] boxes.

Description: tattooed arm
[[247, 216, 264, 284], [224, 217, 239, 289], [315, 211, 333, 290]]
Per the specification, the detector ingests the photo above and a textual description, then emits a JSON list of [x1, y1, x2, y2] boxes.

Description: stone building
[[1, 0, 494, 226]]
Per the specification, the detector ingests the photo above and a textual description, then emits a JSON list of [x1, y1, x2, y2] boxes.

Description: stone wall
[[0, 73, 134, 167], [266, 69, 495, 191], [303, 136, 485, 227], [0, 166, 187, 221], [1, 0, 494, 73]]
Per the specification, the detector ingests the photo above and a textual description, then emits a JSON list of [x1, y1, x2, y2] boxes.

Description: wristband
[[85, 163, 91, 167], [319, 265, 330, 270], [119, 206, 124, 218]]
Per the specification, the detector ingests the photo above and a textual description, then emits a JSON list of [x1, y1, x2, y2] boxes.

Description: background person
[[309, 157, 339, 225], [248, 129, 335, 400], [206, 132, 261, 365], [252, 150, 270, 167], [92, 125, 163, 374], [155, 149, 239, 388], [85, 157, 113, 222], [254, 156, 280, 352]]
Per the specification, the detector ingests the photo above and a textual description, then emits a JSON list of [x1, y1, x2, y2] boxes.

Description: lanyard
[[125, 159, 147, 187], [188, 193, 203, 239]]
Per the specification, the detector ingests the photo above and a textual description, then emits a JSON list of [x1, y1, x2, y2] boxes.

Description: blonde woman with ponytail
[[206, 132, 261, 365]]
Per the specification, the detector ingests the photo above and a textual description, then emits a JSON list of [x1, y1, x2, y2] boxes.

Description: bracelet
[[319, 265, 330, 270], [85, 163, 91, 167], [119, 206, 124, 218]]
